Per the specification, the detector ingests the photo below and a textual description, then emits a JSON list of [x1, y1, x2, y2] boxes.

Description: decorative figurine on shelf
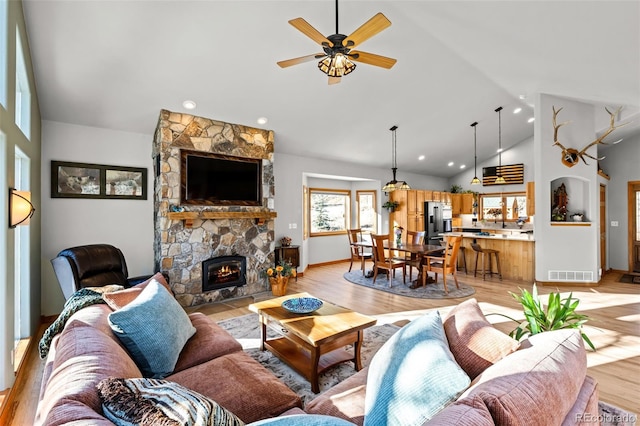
[[552, 183, 568, 221], [280, 236, 292, 247]]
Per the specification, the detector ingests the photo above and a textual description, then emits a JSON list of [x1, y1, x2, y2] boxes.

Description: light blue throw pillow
[[248, 414, 356, 425], [108, 280, 196, 378], [364, 311, 471, 426]]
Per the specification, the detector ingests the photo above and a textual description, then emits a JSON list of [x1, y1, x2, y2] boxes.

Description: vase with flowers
[[265, 260, 297, 296], [394, 226, 404, 246]]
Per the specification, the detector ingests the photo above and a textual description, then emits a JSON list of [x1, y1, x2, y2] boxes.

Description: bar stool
[[471, 243, 502, 280], [458, 246, 468, 274]]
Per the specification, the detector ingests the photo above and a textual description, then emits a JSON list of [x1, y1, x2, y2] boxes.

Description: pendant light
[[470, 121, 480, 185], [382, 125, 410, 193], [494, 106, 506, 184]]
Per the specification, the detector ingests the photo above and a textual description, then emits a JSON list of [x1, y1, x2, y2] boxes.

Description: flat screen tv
[[180, 150, 262, 206]]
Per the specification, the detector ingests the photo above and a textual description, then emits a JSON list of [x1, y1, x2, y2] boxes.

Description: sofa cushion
[[305, 367, 368, 425], [363, 311, 470, 426], [173, 313, 243, 373], [461, 329, 587, 426], [108, 280, 196, 378], [442, 298, 520, 380], [97, 377, 244, 426], [102, 272, 171, 310], [425, 395, 493, 426], [166, 351, 303, 423], [35, 320, 142, 426]]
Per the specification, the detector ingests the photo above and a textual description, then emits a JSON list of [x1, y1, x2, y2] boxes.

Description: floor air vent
[[548, 270, 594, 282]]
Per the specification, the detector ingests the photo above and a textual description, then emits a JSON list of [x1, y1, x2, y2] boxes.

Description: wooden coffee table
[[249, 292, 377, 393]]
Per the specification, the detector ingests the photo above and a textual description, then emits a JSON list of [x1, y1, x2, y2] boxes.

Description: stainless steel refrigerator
[[424, 202, 453, 245]]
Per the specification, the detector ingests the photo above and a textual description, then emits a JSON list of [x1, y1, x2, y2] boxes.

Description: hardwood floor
[[3, 262, 639, 424]]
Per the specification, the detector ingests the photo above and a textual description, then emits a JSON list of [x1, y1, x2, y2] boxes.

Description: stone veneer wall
[[153, 109, 276, 307]]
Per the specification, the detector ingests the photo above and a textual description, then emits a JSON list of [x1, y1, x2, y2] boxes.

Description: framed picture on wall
[[51, 161, 147, 199], [105, 167, 146, 198]]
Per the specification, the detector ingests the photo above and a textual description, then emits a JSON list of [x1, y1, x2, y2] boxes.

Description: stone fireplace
[[153, 109, 276, 307]]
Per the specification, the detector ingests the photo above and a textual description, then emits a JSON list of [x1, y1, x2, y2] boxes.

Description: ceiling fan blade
[[343, 13, 391, 49], [277, 53, 325, 68], [289, 18, 333, 47], [328, 76, 341, 85], [349, 51, 397, 69]]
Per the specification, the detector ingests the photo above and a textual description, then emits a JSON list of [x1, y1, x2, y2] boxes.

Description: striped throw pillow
[[98, 377, 245, 426]]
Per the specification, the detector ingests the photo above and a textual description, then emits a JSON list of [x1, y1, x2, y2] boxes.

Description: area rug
[[217, 313, 636, 425], [619, 274, 640, 284], [343, 270, 475, 299]]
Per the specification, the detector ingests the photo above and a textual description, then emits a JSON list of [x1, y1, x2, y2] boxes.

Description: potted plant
[[383, 200, 399, 212], [492, 284, 596, 351], [265, 260, 297, 296]]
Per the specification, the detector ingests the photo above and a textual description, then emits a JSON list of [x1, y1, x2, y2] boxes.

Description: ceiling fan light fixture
[[318, 54, 356, 77]]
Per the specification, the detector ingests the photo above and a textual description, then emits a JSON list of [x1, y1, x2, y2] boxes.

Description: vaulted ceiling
[[23, 1, 640, 178]]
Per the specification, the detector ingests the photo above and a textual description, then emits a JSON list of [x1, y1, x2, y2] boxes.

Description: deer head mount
[[552, 106, 629, 168]]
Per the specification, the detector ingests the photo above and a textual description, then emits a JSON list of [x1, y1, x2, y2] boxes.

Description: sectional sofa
[[35, 274, 599, 425]]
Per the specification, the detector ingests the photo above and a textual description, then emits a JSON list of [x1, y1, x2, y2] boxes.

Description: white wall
[[599, 132, 640, 271], [534, 94, 600, 282], [40, 121, 155, 315]]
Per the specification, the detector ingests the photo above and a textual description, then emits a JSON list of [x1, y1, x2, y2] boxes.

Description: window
[[15, 27, 31, 139], [356, 190, 377, 233], [309, 188, 350, 236], [480, 192, 527, 221]]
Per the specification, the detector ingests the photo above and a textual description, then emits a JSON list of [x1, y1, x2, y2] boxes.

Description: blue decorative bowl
[[282, 297, 323, 314]]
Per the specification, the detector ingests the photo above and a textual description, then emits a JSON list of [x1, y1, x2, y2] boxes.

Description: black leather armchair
[[51, 244, 153, 300]]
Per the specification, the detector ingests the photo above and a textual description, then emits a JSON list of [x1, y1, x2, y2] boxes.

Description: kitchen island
[[443, 231, 535, 282]]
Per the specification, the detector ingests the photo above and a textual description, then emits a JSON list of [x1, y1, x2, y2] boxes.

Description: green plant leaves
[[505, 284, 596, 351]]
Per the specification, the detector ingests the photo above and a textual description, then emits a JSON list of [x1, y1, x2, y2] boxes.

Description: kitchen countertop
[[443, 231, 535, 242]]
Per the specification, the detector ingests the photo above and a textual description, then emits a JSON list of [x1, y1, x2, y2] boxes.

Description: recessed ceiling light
[[448, 161, 454, 167], [182, 100, 197, 110], [519, 94, 526, 100], [418, 155, 425, 161], [527, 117, 535, 123], [513, 107, 522, 114], [497, 148, 504, 153], [257, 117, 268, 125], [460, 164, 466, 169]]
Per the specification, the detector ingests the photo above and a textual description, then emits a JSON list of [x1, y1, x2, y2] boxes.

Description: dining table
[[351, 241, 444, 288]]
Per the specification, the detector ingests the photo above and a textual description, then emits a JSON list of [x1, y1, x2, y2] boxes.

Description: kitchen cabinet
[[389, 190, 424, 235], [442, 192, 452, 205], [432, 191, 442, 202], [423, 190, 433, 202], [461, 193, 475, 214], [451, 194, 462, 215]]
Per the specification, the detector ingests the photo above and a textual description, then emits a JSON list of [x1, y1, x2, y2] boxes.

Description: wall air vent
[[548, 270, 594, 282]]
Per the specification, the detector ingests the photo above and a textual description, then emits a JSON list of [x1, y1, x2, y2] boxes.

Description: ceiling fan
[[277, 0, 397, 85]]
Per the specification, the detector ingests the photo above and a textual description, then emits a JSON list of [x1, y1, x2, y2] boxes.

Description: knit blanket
[[39, 287, 116, 359]]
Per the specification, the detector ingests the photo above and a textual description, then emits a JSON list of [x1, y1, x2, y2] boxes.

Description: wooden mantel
[[167, 211, 277, 227]]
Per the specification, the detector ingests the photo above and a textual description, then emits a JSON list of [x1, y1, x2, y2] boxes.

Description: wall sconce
[[9, 188, 35, 228]]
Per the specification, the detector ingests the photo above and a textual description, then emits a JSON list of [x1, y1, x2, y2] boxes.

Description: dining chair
[[422, 235, 462, 294], [347, 228, 372, 275], [372, 234, 406, 287], [404, 230, 425, 281]]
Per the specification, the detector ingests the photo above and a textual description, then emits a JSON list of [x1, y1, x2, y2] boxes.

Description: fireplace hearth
[[202, 255, 247, 292]]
